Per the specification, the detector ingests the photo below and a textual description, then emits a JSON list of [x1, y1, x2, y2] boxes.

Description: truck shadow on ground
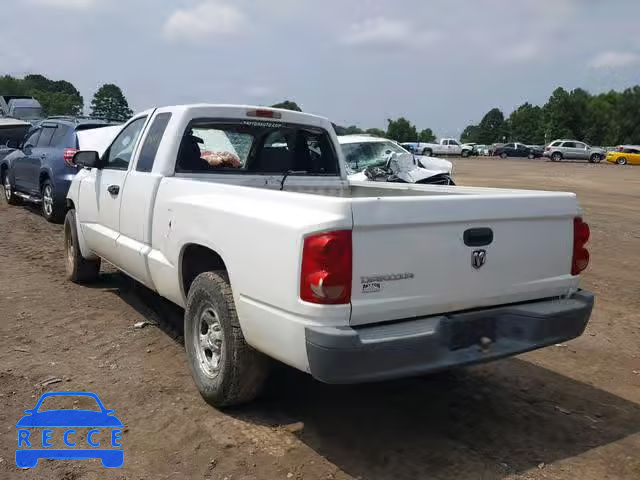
[[96, 272, 640, 480]]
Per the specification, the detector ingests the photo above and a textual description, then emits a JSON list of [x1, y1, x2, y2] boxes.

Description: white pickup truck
[[402, 138, 474, 157], [64, 104, 594, 407]]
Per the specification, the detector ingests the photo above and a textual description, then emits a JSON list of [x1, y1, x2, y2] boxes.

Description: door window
[[562, 142, 577, 148], [23, 129, 41, 148], [103, 117, 148, 170], [137, 113, 172, 172], [51, 125, 71, 147], [37, 127, 57, 147], [574, 142, 587, 149]]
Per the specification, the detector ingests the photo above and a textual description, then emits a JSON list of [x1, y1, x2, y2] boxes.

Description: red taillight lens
[[64, 148, 78, 166], [300, 230, 352, 304], [572, 217, 590, 275], [246, 109, 282, 119]]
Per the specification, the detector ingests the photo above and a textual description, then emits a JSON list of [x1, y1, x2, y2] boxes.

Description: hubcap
[[65, 225, 74, 272], [3, 175, 10, 200], [195, 308, 223, 377], [43, 185, 53, 216]]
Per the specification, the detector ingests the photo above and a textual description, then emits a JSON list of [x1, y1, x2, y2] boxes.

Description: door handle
[[464, 228, 494, 247], [107, 185, 120, 195]]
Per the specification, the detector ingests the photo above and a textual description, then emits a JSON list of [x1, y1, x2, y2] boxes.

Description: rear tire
[[616, 157, 628, 165], [64, 209, 101, 283], [500, 152, 508, 159], [1, 168, 21, 205], [551, 152, 563, 162], [185, 271, 270, 407], [41, 179, 65, 223]]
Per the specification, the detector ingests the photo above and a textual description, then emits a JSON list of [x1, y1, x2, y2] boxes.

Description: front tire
[[422, 148, 432, 157], [500, 152, 508, 159], [64, 209, 101, 283], [41, 179, 65, 223], [551, 152, 563, 162], [616, 157, 628, 165], [528, 152, 535, 159], [589, 153, 602, 163], [185, 271, 269, 407], [461, 150, 470, 158], [1, 168, 21, 205]]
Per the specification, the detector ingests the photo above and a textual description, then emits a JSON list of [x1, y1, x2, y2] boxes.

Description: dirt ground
[[1, 157, 639, 480]]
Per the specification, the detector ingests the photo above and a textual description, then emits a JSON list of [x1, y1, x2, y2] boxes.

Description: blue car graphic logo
[[15, 391, 123, 469]]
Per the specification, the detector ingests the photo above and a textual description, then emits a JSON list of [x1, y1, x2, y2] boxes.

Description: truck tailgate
[[350, 191, 580, 326]]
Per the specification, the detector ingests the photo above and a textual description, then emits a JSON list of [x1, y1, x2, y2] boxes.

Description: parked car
[[0, 95, 43, 123], [493, 142, 543, 159], [543, 140, 605, 163], [606, 145, 640, 165], [62, 104, 594, 407], [339, 135, 454, 185], [0, 117, 31, 161], [1, 118, 120, 222], [401, 138, 474, 157]]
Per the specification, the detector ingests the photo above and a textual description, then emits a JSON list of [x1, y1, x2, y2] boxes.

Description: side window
[[137, 113, 172, 172], [104, 117, 147, 170], [450, 140, 461, 146], [575, 142, 586, 149], [563, 142, 576, 148], [37, 127, 56, 147], [51, 125, 71, 147], [24, 129, 41, 148]]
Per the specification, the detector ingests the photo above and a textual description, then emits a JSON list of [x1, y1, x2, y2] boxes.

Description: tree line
[[0, 74, 133, 122], [271, 100, 436, 143], [461, 86, 640, 146]]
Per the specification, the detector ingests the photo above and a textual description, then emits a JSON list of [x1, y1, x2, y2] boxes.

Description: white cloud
[[341, 17, 439, 49], [163, 1, 247, 43], [588, 51, 640, 69], [28, 0, 97, 8]]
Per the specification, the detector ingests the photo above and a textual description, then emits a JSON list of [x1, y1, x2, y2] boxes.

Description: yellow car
[[606, 146, 640, 165]]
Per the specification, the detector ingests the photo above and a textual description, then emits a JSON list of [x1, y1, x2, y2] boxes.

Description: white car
[[401, 138, 474, 157], [339, 135, 454, 184], [64, 104, 594, 407]]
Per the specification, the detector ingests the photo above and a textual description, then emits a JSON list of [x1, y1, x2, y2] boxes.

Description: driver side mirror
[[73, 150, 102, 169]]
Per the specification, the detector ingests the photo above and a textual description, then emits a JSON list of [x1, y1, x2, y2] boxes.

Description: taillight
[[246, 109, 282, 119], [572, 217, 590, 275], [64, 148, 78, 166], [300, 230, 352, 304]]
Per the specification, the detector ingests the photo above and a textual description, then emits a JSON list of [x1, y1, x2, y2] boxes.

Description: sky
[[1, 0, 639, 137]]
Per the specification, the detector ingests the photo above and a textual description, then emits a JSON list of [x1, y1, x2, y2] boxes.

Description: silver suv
[[543, 139, 605, 163]]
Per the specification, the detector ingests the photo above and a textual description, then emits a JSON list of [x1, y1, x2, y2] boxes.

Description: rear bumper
[[305, 291, 594, 384]]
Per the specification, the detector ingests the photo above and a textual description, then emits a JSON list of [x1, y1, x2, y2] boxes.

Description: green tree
[[342, 125, 363, 135], [418, 128, 436, 143], [270, 100, 302, 112], [476, 108, 506, 144], [386, 117, 418, 143], [460, 124, 481, 143], [507, 103, 545, 144], [365, 128, 386, 137], [0, 73, 83, 116], [616, 86, 640, 144], [90, 83, 133, 121]]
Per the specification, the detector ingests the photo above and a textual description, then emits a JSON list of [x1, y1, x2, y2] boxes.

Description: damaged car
[[339, 135, 454, 185]]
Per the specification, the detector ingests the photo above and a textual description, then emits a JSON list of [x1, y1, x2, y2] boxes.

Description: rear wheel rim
[[65, 223, 74, 274], [3, 175, 10, 200], [618, 158, 627, 165], [43, 185, 53, 216], [195, 307, 223, 378]]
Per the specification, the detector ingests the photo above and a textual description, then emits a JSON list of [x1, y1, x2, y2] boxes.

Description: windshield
[[341, 141, 408, 173], [13, 107, 42, 120]]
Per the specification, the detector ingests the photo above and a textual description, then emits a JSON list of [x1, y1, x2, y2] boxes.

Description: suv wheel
[[551, 152, 563, 162], [589, 153, 602, 163], [41, 180, 64, 223], [2, 169, 21, 205], [185, 271, 269, 407]]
